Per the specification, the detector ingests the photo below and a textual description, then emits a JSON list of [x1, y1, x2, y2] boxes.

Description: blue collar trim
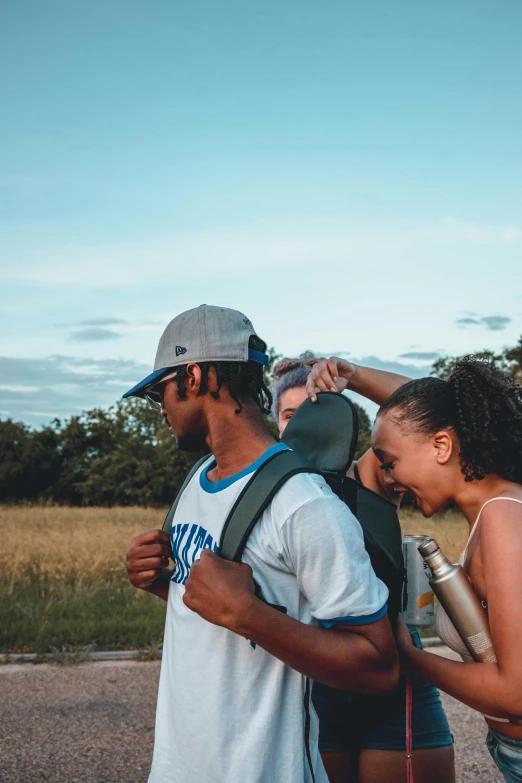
[[199, 442, 289, 494]]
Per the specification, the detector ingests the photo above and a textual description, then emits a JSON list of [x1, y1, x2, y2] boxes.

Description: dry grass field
[[0, 506, 167, 654], [0, 505, 469, 653], [398, 506, 469, 563]]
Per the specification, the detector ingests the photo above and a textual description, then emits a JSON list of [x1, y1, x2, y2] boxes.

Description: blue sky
[[1, 0, 521, 425]]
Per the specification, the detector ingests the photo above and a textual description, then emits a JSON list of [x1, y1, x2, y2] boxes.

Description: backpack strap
[[162, 455, 210, 534], [340, 475, 358, 517], [304, 678, 317, 783], [219, 449, 320, 562]]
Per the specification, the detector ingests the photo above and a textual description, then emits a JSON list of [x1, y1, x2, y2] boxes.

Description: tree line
[[1, 338, 520, 506]]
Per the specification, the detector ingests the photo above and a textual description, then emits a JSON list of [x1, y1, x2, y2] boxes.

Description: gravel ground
[[0, 648, 503, 783]]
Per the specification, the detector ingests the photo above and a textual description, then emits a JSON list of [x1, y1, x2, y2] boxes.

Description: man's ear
[[432, 430, 454, 465], [184, 364, 203, 396]]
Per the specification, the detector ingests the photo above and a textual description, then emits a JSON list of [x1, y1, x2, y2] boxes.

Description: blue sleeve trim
[[319, 602, 388, 629]]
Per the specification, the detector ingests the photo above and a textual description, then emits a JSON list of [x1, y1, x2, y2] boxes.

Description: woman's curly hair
[[271, 352, 320, 418], [174, 335, 272, 415], [378, 355, 522, 483]]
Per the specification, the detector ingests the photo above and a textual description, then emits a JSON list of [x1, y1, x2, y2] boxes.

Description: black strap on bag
[[304, 678, 317, 783], [219, 448, 320, 561], [162, 455, 210, 534], [219, 448, 322, 615]]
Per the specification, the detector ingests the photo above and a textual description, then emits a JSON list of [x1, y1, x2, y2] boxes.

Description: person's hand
[[306, 357, 356, 402], [126, 529, 172, 590], [183, 549, 255, 631]]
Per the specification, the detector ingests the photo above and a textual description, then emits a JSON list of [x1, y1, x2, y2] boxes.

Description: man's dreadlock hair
[[174, 335, 272, 415]]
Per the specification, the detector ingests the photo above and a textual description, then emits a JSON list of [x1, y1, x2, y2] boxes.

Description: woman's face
[[371, 412, 456, 517], [277, 386, 308, 436]]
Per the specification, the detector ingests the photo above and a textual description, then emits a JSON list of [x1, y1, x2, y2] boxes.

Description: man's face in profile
[[161, 372, 208, 453]]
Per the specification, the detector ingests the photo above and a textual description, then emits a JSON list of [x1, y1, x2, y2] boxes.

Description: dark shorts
[[487, 728, 522, 783], [312, 628, 454, 753]]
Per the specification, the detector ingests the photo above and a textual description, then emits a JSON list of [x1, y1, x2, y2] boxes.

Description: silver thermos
[[418, 537, 496, 662]]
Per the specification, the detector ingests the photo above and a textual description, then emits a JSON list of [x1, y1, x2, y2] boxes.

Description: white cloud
[[481, 315, 512, 331], [455, 313, 512, 331], [423, 217, 522, 244], [0, 354, 150, 425], [1, 216, 520, 288], [68, 317, 129, 327], [398, 351, 441, 361], [69, 327, 123, 342], [0, 350, 435, 428]]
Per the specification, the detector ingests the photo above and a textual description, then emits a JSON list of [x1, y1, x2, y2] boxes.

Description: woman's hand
[[306, 357, 357, 402]]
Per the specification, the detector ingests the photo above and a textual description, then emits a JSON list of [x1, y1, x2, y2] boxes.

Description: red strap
[[406, 675, 414, 783]]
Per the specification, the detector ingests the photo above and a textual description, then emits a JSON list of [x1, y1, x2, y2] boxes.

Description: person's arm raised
[[126, 529, 173, 603], [183, 550, 399, 694], [306, 357, 410, 405]]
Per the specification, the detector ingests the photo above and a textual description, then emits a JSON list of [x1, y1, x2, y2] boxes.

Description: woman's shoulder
[[480, 489, 522, 520], [478, 488, 522, 549]]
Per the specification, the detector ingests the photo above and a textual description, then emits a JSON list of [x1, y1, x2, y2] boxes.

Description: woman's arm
[[306, 358, 410, 496], [184, 549, 400, 694], [398, 622, 517, 718], [398, 498, 522, 718], [306, 357, 410, 405]]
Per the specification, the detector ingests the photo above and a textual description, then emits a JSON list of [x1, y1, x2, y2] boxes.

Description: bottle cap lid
[[418, 538, 439, 558]]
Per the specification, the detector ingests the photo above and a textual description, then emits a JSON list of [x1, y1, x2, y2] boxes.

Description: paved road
[[0, 649, 503, 783]]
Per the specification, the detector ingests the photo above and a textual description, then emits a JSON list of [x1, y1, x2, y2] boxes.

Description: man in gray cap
[[125, 305, 398, 783]]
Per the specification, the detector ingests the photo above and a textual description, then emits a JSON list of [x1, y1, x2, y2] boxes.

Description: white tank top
[[435, 496, 522, 721]]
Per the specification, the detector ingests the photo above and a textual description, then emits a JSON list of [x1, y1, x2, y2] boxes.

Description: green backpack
[[162, 392, 404, 628]]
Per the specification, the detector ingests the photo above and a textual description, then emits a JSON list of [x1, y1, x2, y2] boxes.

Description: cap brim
[[122, 368, 171, 399], [123, 349, 268, 399], [248, 349, 269, 366]]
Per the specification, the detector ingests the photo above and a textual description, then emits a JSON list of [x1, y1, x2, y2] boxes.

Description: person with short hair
[[124, 306, 399, 783], [307, 354, 522, 783], [272, 355, 455, 783]]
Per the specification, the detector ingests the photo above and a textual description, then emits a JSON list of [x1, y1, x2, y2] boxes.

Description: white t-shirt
[[149, 443, 388, 783]]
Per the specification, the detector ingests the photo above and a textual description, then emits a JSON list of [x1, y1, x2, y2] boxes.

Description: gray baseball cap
[[123, 304, 268, 399]]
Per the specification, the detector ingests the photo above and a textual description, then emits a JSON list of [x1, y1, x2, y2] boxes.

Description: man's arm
[[126, 529, 173, 602], [236, 593, 399, 694], [183, 550, 399, 693]]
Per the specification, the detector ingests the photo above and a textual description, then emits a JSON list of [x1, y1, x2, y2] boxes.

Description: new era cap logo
[[176, 346, 187, 357]]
